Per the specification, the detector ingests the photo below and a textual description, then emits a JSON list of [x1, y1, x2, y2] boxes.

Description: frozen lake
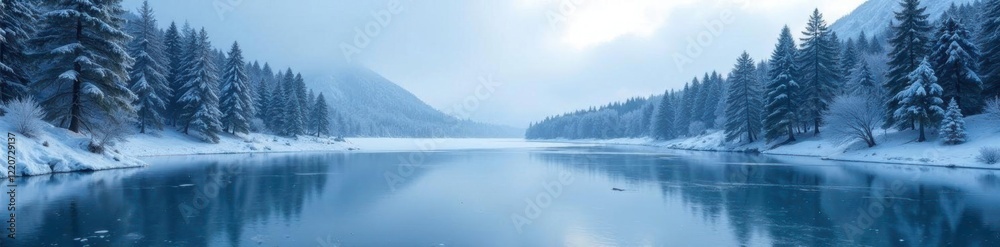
[[7, 144, 1000, 246]]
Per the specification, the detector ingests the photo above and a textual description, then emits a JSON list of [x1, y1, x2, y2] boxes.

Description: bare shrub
[[978, 147, 1000, 165], [87, 111, 136, 154], [824, 95, 885, 147], [2, 97, 47, 138], [985, 97, 1000, 120]]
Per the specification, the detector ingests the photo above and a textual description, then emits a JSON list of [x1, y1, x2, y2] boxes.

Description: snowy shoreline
[[542, 115, 1000, 170]]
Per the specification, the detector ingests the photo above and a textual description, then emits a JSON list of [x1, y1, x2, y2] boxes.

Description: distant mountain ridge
[[830, 0, 977, 39], [316, 67, 522, 138]]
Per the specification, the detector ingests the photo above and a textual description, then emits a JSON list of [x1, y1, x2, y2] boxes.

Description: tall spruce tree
[[705, 72, 725, 128], [980, 0, 1000, 99], [931, 18, 983, 115], [796, 9, 839, 135], [850, 60, 883, 100], [725, 52, 762, 143], [0, 0, 37, 103], [177, 28, 223, 142], [256, 63, 274, 124], [310, 93, 331, 137], [219, 42, 255, 134], [893, 58, 944, 142], [653, 90, 675, 140], [31, 0, 137, 133], [765, 26, 800, 143], [676, 82, 693, 136], [127, 1, 171, 133], [885, 0, 932, 129], [163, 22, 182, 124]]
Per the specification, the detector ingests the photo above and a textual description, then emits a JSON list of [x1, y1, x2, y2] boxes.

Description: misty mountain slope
[[830, 0, 976, 39], [319, 67, 522, 138]]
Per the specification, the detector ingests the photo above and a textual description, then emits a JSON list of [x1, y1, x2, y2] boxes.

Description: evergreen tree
[[765, 26, 800, 143], [31, 0, 137, 133], [856, 31, 871, 54], [841, 40, 860, 88], [885, 0, 932, 129], [219, 42, 255, 135], [939, 98, 967, 145], [0, 0, 37, 103], [652, 90, 675, 140], [256, 63, 274, 124], [127, 1, 171, 133], [692, 73, 710, 127], [294, 73, 308, 112], [676, 82, 692, 136], [268, 78, 285, 131], [980, 0, 1000, 99], [725, 52, 762, 143], [796, 9, 839, 135], [163, 22, 182, 124], [177, 28, 223, 143], [310, 93, 331, 137], [699, 73, 720, 128], [931, 18, 983, 115], [893, 59, 944, 142], [850, 60, 883, 100]]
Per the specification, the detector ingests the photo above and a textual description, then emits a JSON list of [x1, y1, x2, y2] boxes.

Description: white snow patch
[[0, 117, 144, 178], [561, 115, 1000, 169]]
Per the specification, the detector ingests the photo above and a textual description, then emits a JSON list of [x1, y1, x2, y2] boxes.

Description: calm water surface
[[6, 145, 1000, 246]]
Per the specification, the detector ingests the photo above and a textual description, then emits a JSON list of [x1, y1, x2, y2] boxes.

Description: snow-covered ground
[[2, 120, 143, 178], [119, 129, 352, 157], [562, 115, 1000, 169], [6, 119, 591, 177]]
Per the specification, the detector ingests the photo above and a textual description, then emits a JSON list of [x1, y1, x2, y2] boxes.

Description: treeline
[[0, 0, 337, 145], [528, 0, 1000, 147]]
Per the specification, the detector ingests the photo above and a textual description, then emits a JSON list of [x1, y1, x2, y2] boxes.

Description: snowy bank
[[2, 120, 144, 178], [119, 129, 354, 157], [558, 115, 1000, 169]]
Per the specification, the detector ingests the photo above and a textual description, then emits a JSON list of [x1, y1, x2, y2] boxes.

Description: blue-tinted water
[[6, 145, 1000, 246]]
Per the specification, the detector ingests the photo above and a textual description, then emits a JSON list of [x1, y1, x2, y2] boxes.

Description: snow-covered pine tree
[[850, 60, 883, 100], [841, 40, 860, 91], [675, 82, 692, 136], [305, 89, 315, 121], [163, 22, 183, 124], [856, 31, 871, 54], [886, 0, 933, 130], [701, 71, 722, 129], [692, 73, 710, 127], [31, 0, 137, 133], [310, 93, 331, 137], [267, 77, 285, 131], [931, 18, 983, 115], [177, 28, 223, 143], [893, 58, 945, 142], [652, 90, 675, 140], [127, 1, 171, 133], [765, 26, 800, 143], [256, 63, 275, 125], [294, 73, 308, 112], [687, 77, 703, 135], [725, 52, 762, 143], [279, 69, 304, 136], [796, 9, 839, 135], [219, 42, 255, 135], [0, 0, 37, 103], [939, 98, 967, 145], [980, 0, 1000, 99]]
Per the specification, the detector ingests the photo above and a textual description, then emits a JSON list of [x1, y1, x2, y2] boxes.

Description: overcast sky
[[123, 0, 867, 127]]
